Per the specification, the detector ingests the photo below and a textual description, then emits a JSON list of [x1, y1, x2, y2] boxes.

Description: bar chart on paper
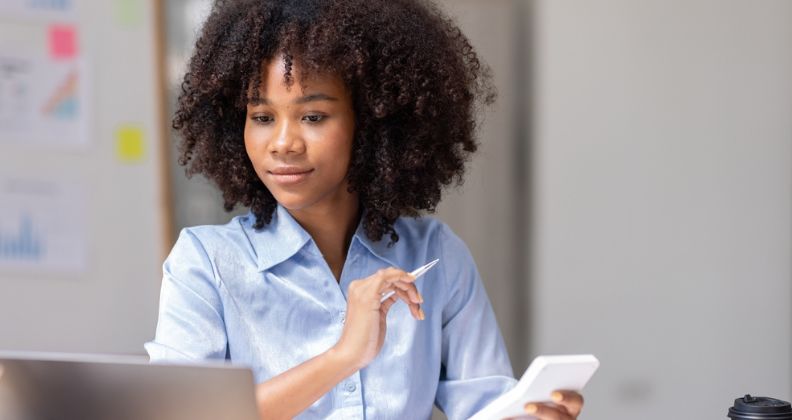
[[0, 215, 44, 260], [0, 176, 86, 273]]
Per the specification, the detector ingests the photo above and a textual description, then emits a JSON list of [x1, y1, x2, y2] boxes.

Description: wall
[[529, 1, 792, 418], [0, 0, 168, 355]]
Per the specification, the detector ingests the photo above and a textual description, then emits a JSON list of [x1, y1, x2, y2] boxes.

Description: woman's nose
[[269, 120, 305, 155]]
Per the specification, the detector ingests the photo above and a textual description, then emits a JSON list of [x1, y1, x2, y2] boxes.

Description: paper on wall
[[0, 53, 90, 148], [0, 176, 88, 274]]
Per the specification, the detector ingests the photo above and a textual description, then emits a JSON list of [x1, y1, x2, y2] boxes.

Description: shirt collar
[[245, 204, 401, 272], [351, 209, 401, 268], [246, 204, 311, 272]]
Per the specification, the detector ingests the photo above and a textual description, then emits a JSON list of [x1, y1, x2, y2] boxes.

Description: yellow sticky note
[[116, 125, 145, 163]]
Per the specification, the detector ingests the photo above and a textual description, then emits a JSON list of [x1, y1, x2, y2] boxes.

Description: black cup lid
[[729, 395, 792, 419]]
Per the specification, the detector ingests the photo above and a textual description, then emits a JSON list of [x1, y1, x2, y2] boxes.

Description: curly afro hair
[[173, 0, 496, 244]]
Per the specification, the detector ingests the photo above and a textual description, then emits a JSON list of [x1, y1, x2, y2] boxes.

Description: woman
[[146, 0, 584, 418]]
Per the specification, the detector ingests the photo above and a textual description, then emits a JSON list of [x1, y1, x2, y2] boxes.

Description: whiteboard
[[0, 0, 169, 355]]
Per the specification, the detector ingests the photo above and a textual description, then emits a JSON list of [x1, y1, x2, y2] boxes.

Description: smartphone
[[468, 354, 600, 420]]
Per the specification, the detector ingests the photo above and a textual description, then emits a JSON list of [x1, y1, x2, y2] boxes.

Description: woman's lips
[[267, 168, 314, 185]]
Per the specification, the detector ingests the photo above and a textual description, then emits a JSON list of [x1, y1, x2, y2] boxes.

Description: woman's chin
[[268, 185, 356, 213], [270, 192, 315, 212]]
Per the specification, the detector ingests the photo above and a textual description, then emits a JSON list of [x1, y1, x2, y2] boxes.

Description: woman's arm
[[432, 225, 585, 420], [253, 346, 354, 420]]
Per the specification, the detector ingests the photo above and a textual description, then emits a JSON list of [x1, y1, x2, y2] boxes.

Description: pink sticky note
[[48, 25, 77, 59]]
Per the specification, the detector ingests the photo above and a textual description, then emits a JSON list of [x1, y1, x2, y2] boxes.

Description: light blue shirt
[[145, 205, 516, 419]]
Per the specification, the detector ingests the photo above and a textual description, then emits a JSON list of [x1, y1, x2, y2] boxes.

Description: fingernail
[[551, 391, 564, 402], [417, 292, 424, 303], [524, 404, 537, 414], [418, 308, 425, 320]]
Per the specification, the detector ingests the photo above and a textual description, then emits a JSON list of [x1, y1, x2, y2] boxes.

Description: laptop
[[0, 351, 260, 420]]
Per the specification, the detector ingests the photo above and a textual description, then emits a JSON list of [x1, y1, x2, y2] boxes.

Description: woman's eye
[[252, 115, 273, 124], [303, 114, 325, 123]]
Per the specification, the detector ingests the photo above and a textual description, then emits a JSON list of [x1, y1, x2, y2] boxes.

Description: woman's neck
[[287, 195, 361, 282]]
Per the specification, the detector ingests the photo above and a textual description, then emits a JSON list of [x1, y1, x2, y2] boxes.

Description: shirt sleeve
[[434, 225, 518, 420], [144, 228, 228, 362]]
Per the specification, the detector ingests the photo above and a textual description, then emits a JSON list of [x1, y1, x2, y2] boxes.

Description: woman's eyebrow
[[294, 93, 338, 104], [247, 93, 339, 106], [248, 97, 270, 106]]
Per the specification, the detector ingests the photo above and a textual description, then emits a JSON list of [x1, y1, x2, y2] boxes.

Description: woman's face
[[244, 56, 357, 213]]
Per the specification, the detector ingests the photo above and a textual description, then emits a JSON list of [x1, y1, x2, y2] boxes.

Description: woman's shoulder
[[170, 212, 256, 258], [391, 214, 468, 254], [182, 212, 252, 237], [164, 212, 263, 283], [389, 215, 478, 293]]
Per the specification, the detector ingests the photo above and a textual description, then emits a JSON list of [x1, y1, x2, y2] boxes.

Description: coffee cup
[[728, 394, 792, 420]]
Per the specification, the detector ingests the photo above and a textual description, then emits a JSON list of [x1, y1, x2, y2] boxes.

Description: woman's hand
[[331, 267, 423, 370], [521, 390, 585, 420]]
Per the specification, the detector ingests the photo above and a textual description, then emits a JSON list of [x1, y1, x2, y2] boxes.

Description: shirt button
[[345, 382, 356, 392], [339, 311, 346, 324]]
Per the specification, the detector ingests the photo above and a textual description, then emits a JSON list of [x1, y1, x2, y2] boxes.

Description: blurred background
[[0, 0, 790, 419]]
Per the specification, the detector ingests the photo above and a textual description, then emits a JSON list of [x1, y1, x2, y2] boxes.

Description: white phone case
[[468, 354, 600, 420]]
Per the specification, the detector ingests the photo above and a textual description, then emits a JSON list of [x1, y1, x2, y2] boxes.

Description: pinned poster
[[115, 124, 146, 163], [0, 176, 87, 274]]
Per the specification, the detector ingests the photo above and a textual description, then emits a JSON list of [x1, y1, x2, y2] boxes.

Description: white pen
[[380, 258, 440, 303]]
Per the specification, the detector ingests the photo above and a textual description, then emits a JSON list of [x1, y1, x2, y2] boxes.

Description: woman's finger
[[379, 295, 398, 314], [393, 288, 422, 320], [374, 269, 415, 293], [551, 390, 584, 417], [524, 402, 571, 420], [389, 279, 422, 303], [356, 269, 405, 303], [380, 267, 415, 282]]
